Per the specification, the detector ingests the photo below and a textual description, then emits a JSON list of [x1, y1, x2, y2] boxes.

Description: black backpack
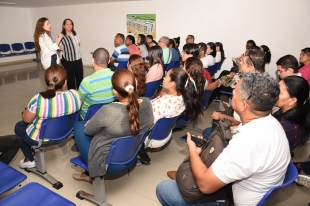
[[176, 119, 234, 205]]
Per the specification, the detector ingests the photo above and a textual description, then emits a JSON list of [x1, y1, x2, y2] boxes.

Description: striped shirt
[[78, 69, 116, 119], [26, 90, 81, 141], [60, 33, 81, 61], [111, 44, 130, 67]]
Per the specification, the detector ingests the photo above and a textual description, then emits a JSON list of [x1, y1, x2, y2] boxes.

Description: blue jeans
[[73, 121, 92, 163], [156, 180, 224, 206], [51, 54, 57, 67], [14, 121, 65, 161], [202, 127, 212, 140]]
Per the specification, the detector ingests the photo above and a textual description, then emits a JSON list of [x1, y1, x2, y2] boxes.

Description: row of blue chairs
[[0, 42, 38, 58], [0, 161, 75, 205], [206, 60, 225, 77]]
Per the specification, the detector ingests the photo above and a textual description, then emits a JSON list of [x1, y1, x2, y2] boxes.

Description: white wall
[[0, 7, 36, 63], [2, 0, 310, 77]]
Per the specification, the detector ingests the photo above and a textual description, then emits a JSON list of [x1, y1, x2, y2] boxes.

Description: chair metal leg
[[25, 147, 63, 189], [76, 177, 112, 206]]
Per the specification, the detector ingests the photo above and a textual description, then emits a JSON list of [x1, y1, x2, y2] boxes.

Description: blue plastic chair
[[70, 130, 149, 205], [84, 103, 106, 121], [11, 43, 26, 54], [24, 41, 39, 61], [200, 90, 212, 109], [25, 112, 80, 189], [165, 60, 180, 71], [256, 162, 298, 206], [145, 116, 179, 148], [206, 64, 217, 77], [115, 61, 128, 71], [0, 44, 14, 57], [0, 161, 27, 195], [164, 63, 169, 71], [0, 182, 76, 206], [144, 79, 161, 99]]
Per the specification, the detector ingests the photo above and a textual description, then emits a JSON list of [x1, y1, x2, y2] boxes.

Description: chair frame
[[25, 112, 79, 189]]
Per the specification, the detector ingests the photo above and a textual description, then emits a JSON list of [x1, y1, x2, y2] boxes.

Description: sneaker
[[295, 174, 310, 188], [136, 159, 142, 166], [19, 159, 36, 169]]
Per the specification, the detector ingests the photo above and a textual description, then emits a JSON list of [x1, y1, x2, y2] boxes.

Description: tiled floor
[[0, 60, 309, 206]]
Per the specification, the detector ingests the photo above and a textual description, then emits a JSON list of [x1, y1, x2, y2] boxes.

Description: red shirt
[[127, 44, 141, 56]]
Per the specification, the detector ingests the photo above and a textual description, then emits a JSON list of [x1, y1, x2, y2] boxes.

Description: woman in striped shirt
[[14, 65, 81, 169], [60, 18, 84, 90]]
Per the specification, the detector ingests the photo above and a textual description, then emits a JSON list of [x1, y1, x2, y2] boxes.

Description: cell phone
[[180, 135, 206, 147]]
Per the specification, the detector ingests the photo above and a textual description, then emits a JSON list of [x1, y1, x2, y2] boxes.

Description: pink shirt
[[299, 64, 310, 86], [146, 63, 163, 83], [127, 44, 141, 56]]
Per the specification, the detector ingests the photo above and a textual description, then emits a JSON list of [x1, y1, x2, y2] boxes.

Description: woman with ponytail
[[72, 69, 153, 181], [15, 65, 81, 169]]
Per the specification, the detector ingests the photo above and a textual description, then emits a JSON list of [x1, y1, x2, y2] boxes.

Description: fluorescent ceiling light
[[0, 2, 15, 5]]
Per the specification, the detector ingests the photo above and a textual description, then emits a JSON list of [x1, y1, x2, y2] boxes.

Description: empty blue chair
[[84, 103, 106, 121], [206, 64, 217, 77], [11, 43, 26, 54], [0, 182, 75, 206], [144, 79, 161, 99], [256, 162, 298, 206], [165, 60, 180, 72], [70, 130, 149, 205], [0, 161, 27, 195], [200, 90, 212, 109], [24, 41, 39, 61], [0, 44, 14, 57], [145, 116, 179, 148], [25, 112, 80, 189]]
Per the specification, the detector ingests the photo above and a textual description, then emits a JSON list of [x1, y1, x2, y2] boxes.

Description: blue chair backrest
[[206, 64, 217, 77], [148, 116, 179, 141], [0, 44, 12, 54], [84, 104, 106, 121], [200, 90, 212, 109], [11, 43, 25, 53], [116, 61, 128, 71], [105, 130, 149, 174], [144, 79, 161, 99], [165, 61, 180, 72], [39, 112, 79, 141], [24, 42, 36, 51], [164, 64, 169, 70], [256, 162, 298, 206]]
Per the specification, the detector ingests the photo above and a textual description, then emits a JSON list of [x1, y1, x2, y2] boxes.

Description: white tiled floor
[[0, 60, 309, 206]]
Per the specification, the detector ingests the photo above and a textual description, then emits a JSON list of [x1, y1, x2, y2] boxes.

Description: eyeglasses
[[245, 49, 257, 70], [247, 73, 256, 101]]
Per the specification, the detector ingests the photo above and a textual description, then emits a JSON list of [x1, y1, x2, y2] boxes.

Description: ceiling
[[0, 0, 144, 8]]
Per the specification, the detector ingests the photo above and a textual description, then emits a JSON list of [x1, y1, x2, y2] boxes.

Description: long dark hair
[[173, 37, 180, 48], [207, 42, 216, 57], [40, 65, 67, 99], [215, 42, 225, 63], [112, 69, 140, 135], [184, 57, 206, 100], [148, 46, 164, 70], [183, 43, 199, 57], [61, 18, 77, 36], [169, 68, 202, 120], [128, 55, 146, 96], [138, 34, 150, 51], [260, 45, 271, 64], [274, 76, 310, 143]]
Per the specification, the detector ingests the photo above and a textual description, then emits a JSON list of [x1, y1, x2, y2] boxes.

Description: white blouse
[[39, 32, 59, 69]]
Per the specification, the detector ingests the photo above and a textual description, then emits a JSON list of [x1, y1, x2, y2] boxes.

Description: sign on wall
[[126, 14, 156, 39]]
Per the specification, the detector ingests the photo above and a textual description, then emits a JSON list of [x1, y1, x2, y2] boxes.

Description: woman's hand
[[211, 111, 222, 120]]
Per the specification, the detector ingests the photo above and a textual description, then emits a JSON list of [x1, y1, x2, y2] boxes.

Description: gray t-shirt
[[85, 97, 154, 178]]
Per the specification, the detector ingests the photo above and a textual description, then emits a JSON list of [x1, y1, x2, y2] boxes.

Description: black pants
[[61, 58, 84, 90], [0, 135, 22, 165]]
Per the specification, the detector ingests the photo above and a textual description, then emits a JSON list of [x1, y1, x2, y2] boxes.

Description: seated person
[[125, 35, 141, 56], [109, 33, 130, 70], [157, 72, 291, 205], [128, 54, 146, 96], [276, 55, 300, 79], [158, 36, 172, 64], [205, 42, 216, 67], [299, 47, 310, 86], [137, 34, 149, 59], [0, 135, 22, 165], [72, 69, 154, 182], [198, 42, 210, 68], [215, 42, 225, 63], [15, 65, 81, 168], [143, 68, 202, 149], [146, 46, 164, 83], [260, 45, 271, 64], [274, 76, 310, 151], [78, 48, 116, 120], [169, 39, 181, 62]]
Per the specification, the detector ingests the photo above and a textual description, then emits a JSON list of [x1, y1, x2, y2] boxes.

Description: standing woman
[[34, 17, 63, 70], [60, 19, 84, 90], [137, 34, 149, 59]]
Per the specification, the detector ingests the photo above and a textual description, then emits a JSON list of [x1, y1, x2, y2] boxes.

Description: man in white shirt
[[156, 72, 291, 206], [276, 55, 301, 79]]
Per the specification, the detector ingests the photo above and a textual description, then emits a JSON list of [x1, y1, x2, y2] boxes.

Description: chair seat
[[0, 161, 27, 195], [0, 182, 75, 206], [70, 156, 89, 171]]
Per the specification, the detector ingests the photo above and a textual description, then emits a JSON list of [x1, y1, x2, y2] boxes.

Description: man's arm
[[187, 133, 226, 194], [78, 79, 91, 102]]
